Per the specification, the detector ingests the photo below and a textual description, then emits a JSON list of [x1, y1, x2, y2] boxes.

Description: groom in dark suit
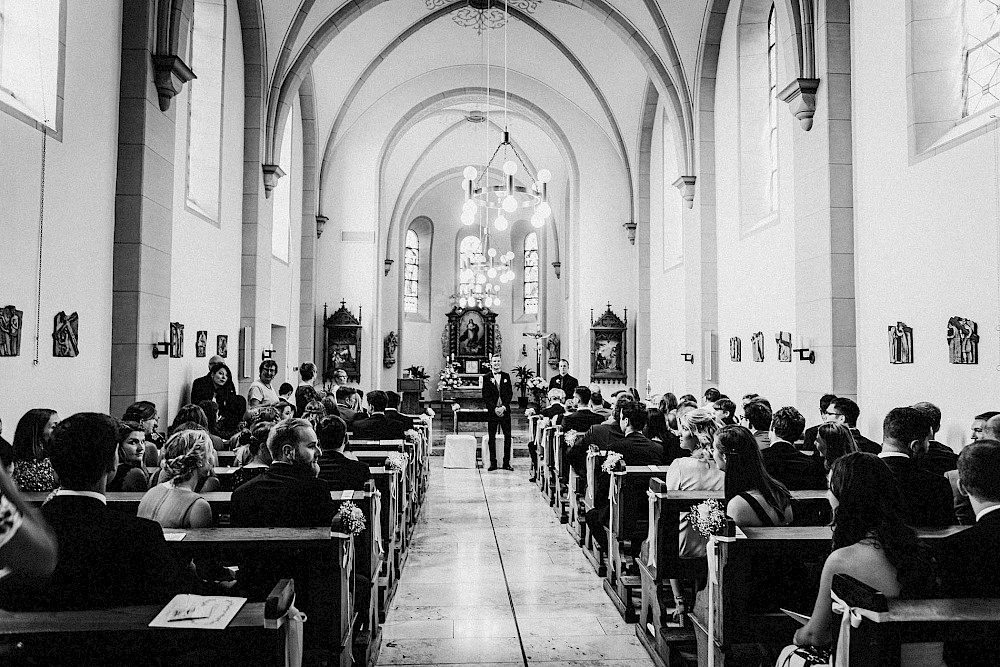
[[482, 353, 513, 471]]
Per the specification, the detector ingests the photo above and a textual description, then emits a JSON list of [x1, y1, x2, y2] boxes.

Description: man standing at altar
[[482, 353, 514, 471], [548, 359, 578, 396]]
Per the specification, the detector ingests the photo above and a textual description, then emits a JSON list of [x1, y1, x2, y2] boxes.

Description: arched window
[[459, 235, 483, 294], [523, 232, 539, 314], [403, 229, 419, 313], [186, 0, 227, 222], [0, 0, 64, 132], [767, 4, 778, 212], [963, 0, 1000, 117]]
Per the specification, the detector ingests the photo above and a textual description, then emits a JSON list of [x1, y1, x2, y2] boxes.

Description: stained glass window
[[404, 229, 419, 313], [459, 235, 483, 294], [767, 4, 778, 212], [523, 232, 539, 315], [963, 0, 1000, 117]]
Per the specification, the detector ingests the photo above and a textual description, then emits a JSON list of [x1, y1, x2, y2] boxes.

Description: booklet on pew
[[780, 608, 811, 625], [149, 594, 247, 629]]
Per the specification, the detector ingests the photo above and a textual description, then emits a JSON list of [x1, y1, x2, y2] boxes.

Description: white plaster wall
[[853, 0, 1000, 449], [168, 0, 245, 419], [0, 0, 121, 424]]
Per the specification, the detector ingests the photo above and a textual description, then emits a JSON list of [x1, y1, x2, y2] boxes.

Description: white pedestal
[[443, 434, 478, 469]]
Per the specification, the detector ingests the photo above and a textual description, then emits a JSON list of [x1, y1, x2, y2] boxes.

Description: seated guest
[[565, 393, 633, 479], [217, 394, 247, 440], [138, 429, 215, 529], [712, 397, 738, 426], [827, 396, 880, 454], [124, 400, 164, 466], [762, 406, 826, 490], [779, 452, 939, 665], [147, 422, 220, 494], [561, 386, 605, 433], [190, 360, 236, 415], [351, 390, 409, 441], [106, 421, 149, 492], [295, 362, 322, 417], [814, 421, 858, 471], [527, 388, 567, 482], [247, 360, 280, 408], [910, 401, 957, 477], [970, 410, 999, 442], [740, 393, 759, 408], [316, 416, 373, 490], [336, 386, 366, 426], [703, 387, 721, 407], [743, 399, 772, 450], [660, 392, 679, 414], [0, 463, 58, 577], [879, 407, 955, 526], [0, 413, 195, 610], [590, 385, 612, 415], [12, 408, 60, 492], [385, 391, 418, 428], [230, 418, 335, 527], [197, 399, 223, 438], [276, 399, 295, 421], [229, 406, 280, 456], [981, 412, 1000, 441], [644, 410, 685, 466], [801, 393, 837, 452], [169, 403, 223, 449], [301, 401, 326, 431], [935, 439, 1000, 667], [321, 396, 341, 419], [278, 382, 294, 405], [663, 408, 724, 556], [230, 422, 273, 487]]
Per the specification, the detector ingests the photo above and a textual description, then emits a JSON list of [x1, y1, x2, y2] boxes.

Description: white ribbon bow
[[284, 605, 308, 667], [830, 589, 884, 667]]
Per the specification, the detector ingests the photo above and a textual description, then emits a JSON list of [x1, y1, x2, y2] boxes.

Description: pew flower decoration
[[423, 407, 436, 419], [385, 452, 409, 473], [438, 362, 462, 393], [405, 429, 422, 446], [451, 403, 462, 413], [601, 451, 625, 474], [335, 501, 366, 536], [687, 499, 728, 539], [526, 376, 548, 403], [564, 430, 581, 447]]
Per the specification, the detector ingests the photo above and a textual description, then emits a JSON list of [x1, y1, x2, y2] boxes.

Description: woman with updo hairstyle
[[107, 420, 150, 492], [138, 429, 215, 529], [814, 421, 858, 472], [231, 422, 273, 487], [124, 400, 165, 467], [11, 409, 60, 492], [303, 400, 327, 428]]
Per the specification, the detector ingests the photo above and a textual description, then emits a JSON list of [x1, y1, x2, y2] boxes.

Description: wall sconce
[[152, 341, 170, 359], [261, 345, 275, 361], [681, 353, 695, 364], [384, 259, 394, 276]]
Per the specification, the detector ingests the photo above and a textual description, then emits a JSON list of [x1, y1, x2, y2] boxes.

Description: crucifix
[[522, 327, 553, 377]]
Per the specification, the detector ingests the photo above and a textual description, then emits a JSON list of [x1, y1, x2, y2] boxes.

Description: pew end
[[263, 578, 296, 629]]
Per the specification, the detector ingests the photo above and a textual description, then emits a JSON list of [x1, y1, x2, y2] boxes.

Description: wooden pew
[[582, 449, 608, 577], [351, 439, 419, 534], [354, 450, 411, 555], [831, 572, 1000, 667], [542, 425, 559, 509], [145, 466, 239, 491], [551, 429, 570, 524], [0, 579, 297, 667], [369, 466, 402, 619], [527, 414, 542, 485], [566, 453, 587, 545]]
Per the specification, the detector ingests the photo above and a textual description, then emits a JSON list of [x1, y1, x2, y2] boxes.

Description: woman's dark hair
[[815, 422, 858, 471], [321, 396, 341, 417], [198, 400, 220, 434], [679, 394, 697, 405], [278, 382, 294, 397], [715, 425, 791, 513], [117, 420, 144, 444], [122, 401, 157, 423], [644, 410, 670, 442], [276, 399, 295, 416], [248, 422, 274, 460], [12, 409, 57, 461], [169, 404, 209, 436], [660, 393, 679, 413], [209, 362, 235, 390], [828, 452, 932, 598], [218, 395, 247, 435]]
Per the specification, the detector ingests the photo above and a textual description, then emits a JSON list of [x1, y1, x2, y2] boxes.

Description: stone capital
[[672, 175, 696, 209], [315, 214, 329, 238], [778, 78, 821, 131], [151, 55, 195, 112], [261, 164, 287, 198]]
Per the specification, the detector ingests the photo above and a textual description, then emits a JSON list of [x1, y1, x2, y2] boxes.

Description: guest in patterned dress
[[0, 462, 57, 576], [11, 408, 59, 492]]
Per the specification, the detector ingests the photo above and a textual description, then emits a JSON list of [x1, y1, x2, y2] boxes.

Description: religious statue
[[776, 331, 792, 362], [195, 330, 208, 358], [383, 330, 399, 368], [52, 311, 79, 358], [0, 305, 23, 357], [751, 331, 764, 362], [888, 321, 913, 364], [546, 333, 560, 370], [730, 336, 741, 362], [947, 316, 979, 365], [217, 334, 228, 358], [170, 322, 184, 358]]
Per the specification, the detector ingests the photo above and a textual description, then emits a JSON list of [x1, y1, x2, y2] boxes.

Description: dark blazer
[[548, 373, 578, 396], [936, 509, 1000, 667], [879, 455, 955, 526], [566, 422, 625, 478], [385, 409, 418, 429], [762, 440, 828, 490], [482, 371, 513, 414], [351, 413, 409, 441], [318, 450, 373, 491], [190, 373, 236, 408], [231, 462, 337, 528], [562, 408, 605, 434], [801, 424, 819, 452], [294, 384, 319, 417], [593, 432, 664, 511], [919, 440, 958, 477], [0, 495, 194, 611], [540, 403, 565, 422], [337, 404, 367, 427], [850, 428, 881, 455]]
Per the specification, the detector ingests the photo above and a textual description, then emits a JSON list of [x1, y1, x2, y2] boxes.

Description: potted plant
[[512, 365, 534, 409], [405, 365, 430, 400]]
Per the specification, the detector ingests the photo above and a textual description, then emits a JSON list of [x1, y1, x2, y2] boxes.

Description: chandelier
[[457, 236, 514, 309], [425, 0, 542, 36]]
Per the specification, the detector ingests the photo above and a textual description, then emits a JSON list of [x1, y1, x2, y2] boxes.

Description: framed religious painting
[[324, 300, 363, 383], [590, 304, 627, 383], [443, 305, 499, 366]]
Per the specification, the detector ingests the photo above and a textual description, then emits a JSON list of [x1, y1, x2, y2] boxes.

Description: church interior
[[1, 0, 1000, 666]]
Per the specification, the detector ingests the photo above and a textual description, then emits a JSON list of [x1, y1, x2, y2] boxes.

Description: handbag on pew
[[776, 644, 832, 667]]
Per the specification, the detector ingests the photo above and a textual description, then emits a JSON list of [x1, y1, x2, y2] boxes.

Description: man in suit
[[801, 394, 837, 452], [744, 399, 772, 450], [589, 386, 612, 417], [351, 390, 409, 441], [562, 386, 606, 434], [316, 415, 372, 490], [548, 359, 578, 396], [585, 402, 664, 553], [336, 386, 367, 427], [763, 406, 827, 490], [971, 410, 1000, 442], [566, 392, 634, 479], [827, 397, 880, 454], [878, 407, 955, 526], [190, 354, 225, 402], [935, 439, 1000, 667], [0, 412, 195, 611], [385, 391, 419, 429], [482, 353, 513, 471], [911, 401, 957, 476]]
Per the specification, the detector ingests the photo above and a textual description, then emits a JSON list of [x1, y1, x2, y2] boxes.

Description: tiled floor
[[377, 458, 654, 666]]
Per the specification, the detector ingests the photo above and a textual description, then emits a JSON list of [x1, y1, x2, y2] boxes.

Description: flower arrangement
[[601, 451, 625, 473], [563, 430, 581, 447], [335, 501, 366, 536], [405, 365, 430, 391], [526, 375, 548, 403], [686, 499, 728, 539], [405, 429, 422, 446], [438, 362, 462, 393], [385, 452, 409, 473]]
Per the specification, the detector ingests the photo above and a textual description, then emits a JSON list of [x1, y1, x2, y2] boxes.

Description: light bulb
[[494, 284, 501, 292], [487, 248, 497, 258], [476, 274, 487, 284], [463, 200, 476, 215], [505, 251, 515, 261], [461, 211, 475, 225], [494, 215, 508, 231], [537, 202, 551, 218], [537, 169, 551, 183], [461, 179, 470, 191], [494, 296, 501, 305], [503, 160, 518, 176], [459, 297, 467, 307], [463, 166, 478, 181], [488, 268, 498, 279], [531, 213, 544, 228], [485, 296, 494, 307], [502, 195, 518, 213], [506, 270, 515, 281]]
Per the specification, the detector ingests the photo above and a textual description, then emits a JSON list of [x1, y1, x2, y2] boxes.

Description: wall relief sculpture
[[195, 330, 208, 358], [170, 322, 184, 358], [217, 334, 228, 358], [947, 316, 979, 364], [889, 321, 913, 364], [52, 311, 79, 357], [0, 305, 23, 357], [384, 330, 398, 368], [729, 336, 741, 362], [751, 331, 764, 362], [776, 331, 792, 362]]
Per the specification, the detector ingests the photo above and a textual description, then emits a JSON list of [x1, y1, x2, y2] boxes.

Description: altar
[[439, 304, 501, 410]]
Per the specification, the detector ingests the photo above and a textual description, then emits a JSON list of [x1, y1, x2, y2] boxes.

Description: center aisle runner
[[377, 458, 655, 666]]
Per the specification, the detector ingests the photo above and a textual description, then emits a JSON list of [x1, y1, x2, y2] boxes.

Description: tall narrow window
[[404, 229, 419, 313], [963, 0, 1000, 117], [0, 0, 62, 130], [459, 235, 482, 293], [523, 232, 539, 315], [271, 113, 292, 261], [186, 0, 226, 222], [767, 4, 778, 212]]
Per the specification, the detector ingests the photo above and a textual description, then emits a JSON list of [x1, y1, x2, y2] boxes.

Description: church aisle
[[378, 458, 655, 666]]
